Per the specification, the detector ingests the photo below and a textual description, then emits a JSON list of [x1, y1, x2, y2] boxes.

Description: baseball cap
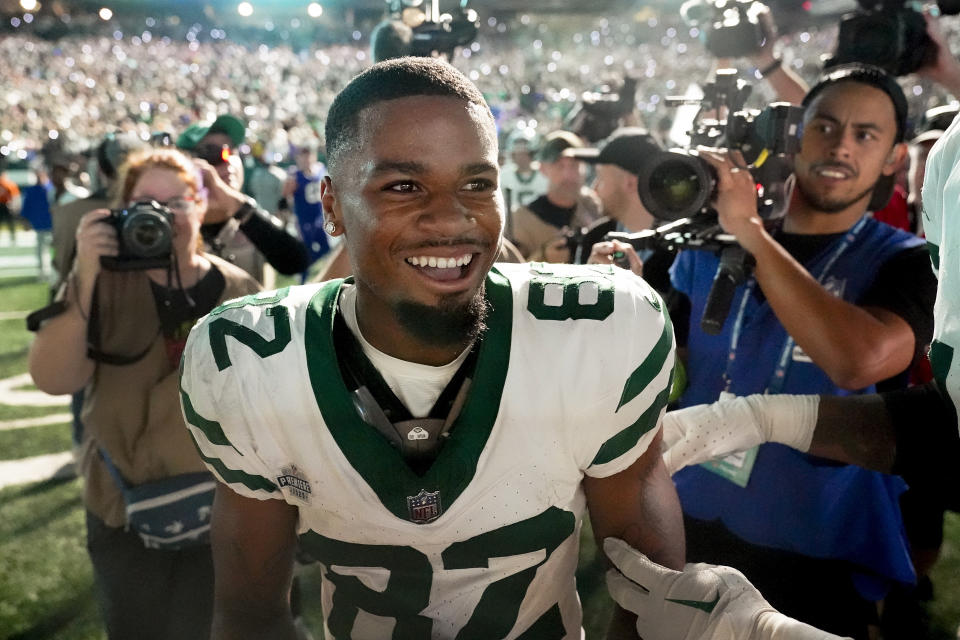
[[802, 64, 908, 143], [97, 132, 148, 179], [911, 104, 960, 144], [566, 127, 661, 176], [538, 130, 586, 163], [176, 114, 246, 150]]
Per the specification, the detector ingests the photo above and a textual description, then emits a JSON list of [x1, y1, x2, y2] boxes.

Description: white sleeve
[[179, 306, 283, 501], [583, 272, 676, 478]]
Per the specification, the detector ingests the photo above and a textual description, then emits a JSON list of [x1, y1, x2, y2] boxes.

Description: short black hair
[[325, 57, 492, 175]]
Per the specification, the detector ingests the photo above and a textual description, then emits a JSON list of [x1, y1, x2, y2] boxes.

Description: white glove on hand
[[604, 538, 849, 640], [660, 394, 819, 475]]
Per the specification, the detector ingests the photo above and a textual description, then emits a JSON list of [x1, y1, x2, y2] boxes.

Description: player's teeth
[[455, 256, 464, 267], [407, 257, 420, 266], [428, 256, 438, 267], [437, 257, 449, 269], [462, 254, 472, 266]]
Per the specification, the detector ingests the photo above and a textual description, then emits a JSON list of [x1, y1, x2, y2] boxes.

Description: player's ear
[[320, 176, 343, 236]]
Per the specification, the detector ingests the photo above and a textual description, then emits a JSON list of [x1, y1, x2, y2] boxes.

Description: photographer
[[176, 115, 310, 284], [508, 130, 602, 262], [28, 148, 261, 639], [668, 65, 937, 638]]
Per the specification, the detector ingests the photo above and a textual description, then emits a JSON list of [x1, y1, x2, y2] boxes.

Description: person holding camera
[[668, 64, 937, 638], [27, 148, 261, 639], [508, 129, 602, 262], [176, 114, 310, 284]]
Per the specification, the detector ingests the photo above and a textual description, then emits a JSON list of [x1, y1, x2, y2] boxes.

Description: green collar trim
[[304, 270, 513, 522]]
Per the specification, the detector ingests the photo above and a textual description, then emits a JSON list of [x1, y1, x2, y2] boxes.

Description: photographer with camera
[[668, 64, 937, 638], [508, 130, 602, 262], [176, 115, 309, 285], [27, 148, 261, 639]]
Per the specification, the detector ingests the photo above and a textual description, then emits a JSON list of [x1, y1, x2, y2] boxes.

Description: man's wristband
[[232, 197, 258, 226], [757, 57, 783, 78]]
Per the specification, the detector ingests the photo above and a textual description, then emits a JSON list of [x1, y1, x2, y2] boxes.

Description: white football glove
[[604, 538, 850, 640], [660, 394, 820, 475]]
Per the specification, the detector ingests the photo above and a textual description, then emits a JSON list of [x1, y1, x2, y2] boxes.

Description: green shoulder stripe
[[180, 387, 237, 451], [927, 241, 940, 271], [196, 450, 277, 493], [593, 371, 673, 467], [616, 314, 673, 412]]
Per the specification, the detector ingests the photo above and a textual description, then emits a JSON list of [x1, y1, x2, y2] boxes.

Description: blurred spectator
[[20, 167, 55, 280], [284, 144, 330, 274], [0, 164, 21, 245], [176, 114, 310, 284], [508, 130, 601, 262], [246, 145, 289, 217], [499, 129, 549, 235]]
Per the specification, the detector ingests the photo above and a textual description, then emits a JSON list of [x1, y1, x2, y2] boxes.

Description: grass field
[[0, 270, 957, 639]]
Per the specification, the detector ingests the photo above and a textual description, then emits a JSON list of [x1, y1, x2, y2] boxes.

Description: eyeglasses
[[129, 197, 198, 213], [194, 143, 234, 167]]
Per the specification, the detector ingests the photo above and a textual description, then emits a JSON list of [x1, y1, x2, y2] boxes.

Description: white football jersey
[[920, 115, 960, 427], [179, 262, 675, 639]]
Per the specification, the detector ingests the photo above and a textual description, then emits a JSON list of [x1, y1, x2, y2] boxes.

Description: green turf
[[0, 420, 73, 459]]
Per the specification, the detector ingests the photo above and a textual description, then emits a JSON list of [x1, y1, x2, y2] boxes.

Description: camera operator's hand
[[588, 240, 643, 277], [698, 147, 770, 255], [195, 159, 246, 225], [541, 233, 573, 264], [73, 209, 118, 298], [746, 6, 778, 70], [915, 13, 960, 96]]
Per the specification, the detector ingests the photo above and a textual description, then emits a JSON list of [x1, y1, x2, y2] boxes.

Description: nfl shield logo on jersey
[[407, 488, 442, 524]]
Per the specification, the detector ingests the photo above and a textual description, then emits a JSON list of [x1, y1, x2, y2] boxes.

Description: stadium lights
[[20, 0, 38, 11], [99, 7, 113, 20], [307, 2, 323, 17], [237, 2, 253, 16]]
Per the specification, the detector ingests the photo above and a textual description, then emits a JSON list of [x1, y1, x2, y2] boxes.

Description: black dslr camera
[[681, 0, 770, 58], [636, 69, 803, 221], [826, 0, 960, 76], [382, 0, 479, 59], [101, 200, 174, 270], [565, 77, 639, 143]]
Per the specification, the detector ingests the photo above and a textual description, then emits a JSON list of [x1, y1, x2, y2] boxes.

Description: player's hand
[[660, 395, 819, 475], [605, 537, 777, 640], [587, 240, 643, 277], [696, 146, 767, 254], [195, 159, 245, 224], [73, 208, 118, 289]]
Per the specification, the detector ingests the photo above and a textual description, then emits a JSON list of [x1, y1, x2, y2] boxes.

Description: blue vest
[[670, 216, 924, 599]]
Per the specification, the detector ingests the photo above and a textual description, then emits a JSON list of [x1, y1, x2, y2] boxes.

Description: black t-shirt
[[525, 195, 576, 230], [670, 230, 937, 359], [575, 216, 677, 296], [150, 266, 226, 367]]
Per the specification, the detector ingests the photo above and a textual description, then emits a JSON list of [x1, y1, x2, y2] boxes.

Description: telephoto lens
[[638, 150, 715, 221]]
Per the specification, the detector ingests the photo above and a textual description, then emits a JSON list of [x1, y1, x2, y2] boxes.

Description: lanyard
[[722, 215, 869, 395]]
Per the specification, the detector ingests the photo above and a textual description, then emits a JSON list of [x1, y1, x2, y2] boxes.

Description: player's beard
[[394, 284, 491, 348], [795, 174, 877, 214]]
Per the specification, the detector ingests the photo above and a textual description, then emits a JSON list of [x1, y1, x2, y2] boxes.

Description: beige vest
[[79, 254, 260, 526]]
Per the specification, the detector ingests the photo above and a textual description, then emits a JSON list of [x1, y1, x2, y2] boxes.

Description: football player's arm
[[210, 484, 300, 640], [584, 428, 686, 639], [700, 148, 917, 390]]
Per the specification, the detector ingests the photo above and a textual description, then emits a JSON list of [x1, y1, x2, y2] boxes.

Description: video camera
[[565, 77, 639, 143], [100, 200, 173, 271], [637, 69, 803, 222], [384, 0, 479, 59], [826, 0, 960, 76], [598, 71, 802, 335], [681, 0, 770, 58]]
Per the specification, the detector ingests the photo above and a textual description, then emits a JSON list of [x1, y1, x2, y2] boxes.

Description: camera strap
[[86, 278, 161, 366], [332, 306, 479, 465]]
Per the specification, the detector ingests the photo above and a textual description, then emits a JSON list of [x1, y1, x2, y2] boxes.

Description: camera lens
[[121, 203, 173, 258], [638, 151, 714, 221]]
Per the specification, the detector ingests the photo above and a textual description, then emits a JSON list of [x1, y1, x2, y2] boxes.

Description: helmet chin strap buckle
[[395, 419, 448, 460]]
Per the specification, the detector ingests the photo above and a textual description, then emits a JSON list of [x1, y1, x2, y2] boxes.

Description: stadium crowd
[[6, 3, 960, 640]]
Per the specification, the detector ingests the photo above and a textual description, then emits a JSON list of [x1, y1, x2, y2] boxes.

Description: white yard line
[[0, 413, 72, 431], [0, 452, 75, 489], [0, 373, 70, 407]]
